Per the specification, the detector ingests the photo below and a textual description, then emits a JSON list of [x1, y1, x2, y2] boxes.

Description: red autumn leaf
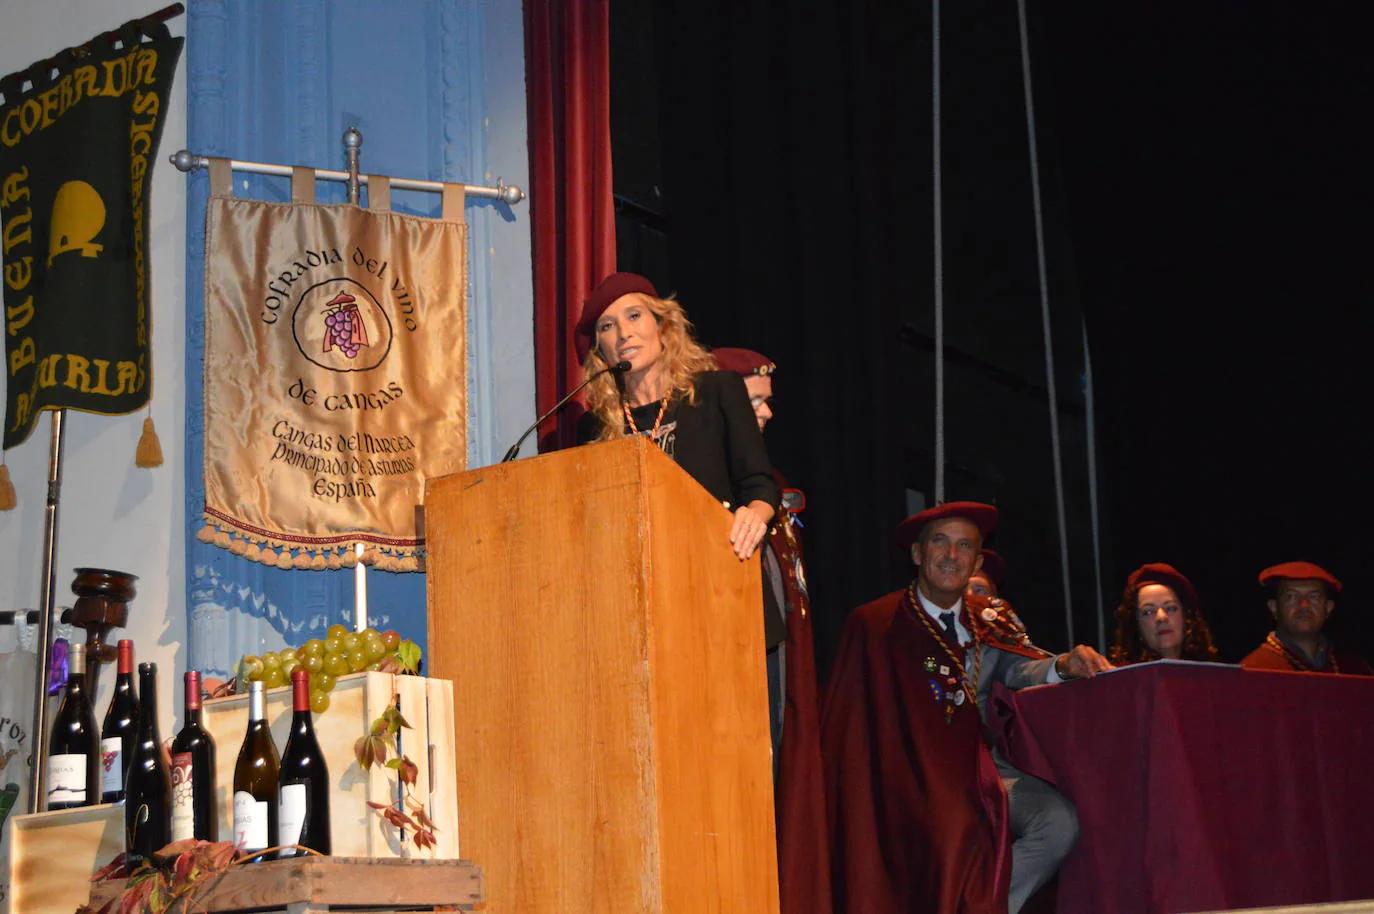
[[413, 827, 437, 851], [382, 805, 418, 831], [91, 853, 129, 883], [414, 805, 439, 832], [398, 756, 419, 785]]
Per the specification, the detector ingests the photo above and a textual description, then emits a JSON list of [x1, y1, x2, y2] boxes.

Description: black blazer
[[577, 370, 787, 647]]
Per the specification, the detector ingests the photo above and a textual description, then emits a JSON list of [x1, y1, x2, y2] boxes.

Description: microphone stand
[[501, 361, 630, 462]]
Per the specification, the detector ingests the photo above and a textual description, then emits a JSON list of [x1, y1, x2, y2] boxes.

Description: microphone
[[501, 361, 631, 462]]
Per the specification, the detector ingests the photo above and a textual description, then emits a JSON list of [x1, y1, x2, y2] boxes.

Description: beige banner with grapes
[[199, 162, 468, 571]]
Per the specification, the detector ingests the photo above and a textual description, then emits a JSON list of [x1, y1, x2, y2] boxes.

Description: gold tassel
[[243, 543, 262, 562], [228, 538, 250, 557], [135, 417, 164, 468], [326, 552, 342, 570], [213, 531, 232, 549], [196, 525, 217, 544], [341, 549, 358, 568], [396, 555, 420, 573], [275, 549, 295, 570], [310, 553, 327, 571], [292, 550, 312, 570], [259, 547, 278, 565], [0, 464, 15, 511]]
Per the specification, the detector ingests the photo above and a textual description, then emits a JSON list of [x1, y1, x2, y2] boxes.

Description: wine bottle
[[169, 670, 217, 841], [100, 639, 140, 803], [124, 662, 171, 866], [46, 642, 99, 810], [278, 668, 330, 856], [232, 680, 279, 862]]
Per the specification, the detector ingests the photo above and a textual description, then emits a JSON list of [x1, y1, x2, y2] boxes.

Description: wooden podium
[[426, 436, 779, 913]]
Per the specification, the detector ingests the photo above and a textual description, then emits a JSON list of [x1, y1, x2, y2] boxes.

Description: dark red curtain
[[524, 0, 617, 451]]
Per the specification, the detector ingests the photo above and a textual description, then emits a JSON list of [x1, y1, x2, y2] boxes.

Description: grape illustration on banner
[[322, 292, 370, 360]]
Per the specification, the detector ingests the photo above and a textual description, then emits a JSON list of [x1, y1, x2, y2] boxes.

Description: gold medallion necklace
[[906, 581, 983, 709], [1264, 632, 1339, 673], [623, 394, 671, 442]]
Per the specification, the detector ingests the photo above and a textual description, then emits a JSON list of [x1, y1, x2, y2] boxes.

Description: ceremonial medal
[[923, 657, 937, 672]]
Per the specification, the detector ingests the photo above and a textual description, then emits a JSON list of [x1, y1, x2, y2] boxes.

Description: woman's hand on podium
[[730, 500, 775, 560]]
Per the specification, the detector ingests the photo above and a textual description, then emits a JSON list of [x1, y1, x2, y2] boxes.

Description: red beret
[[976, 549, 1009, 587], [1125, 562, 1199, 607], [712, 347, 776, 377], [574, 272, 658, 363], [1258, 561, 1342, 594], [896, 501, 998, 550]]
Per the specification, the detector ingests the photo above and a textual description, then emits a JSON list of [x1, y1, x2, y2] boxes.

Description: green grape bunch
[[235, 625, 412, 713]]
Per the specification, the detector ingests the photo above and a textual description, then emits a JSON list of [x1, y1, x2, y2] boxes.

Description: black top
[[577, 370, 787, 647], [576, 370, 781, 512]]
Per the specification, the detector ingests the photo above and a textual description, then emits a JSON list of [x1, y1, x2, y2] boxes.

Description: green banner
[[0, 21, 183, 448]]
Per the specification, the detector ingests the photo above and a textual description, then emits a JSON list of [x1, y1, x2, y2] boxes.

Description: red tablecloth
[[1001, 660, 1374, 914]]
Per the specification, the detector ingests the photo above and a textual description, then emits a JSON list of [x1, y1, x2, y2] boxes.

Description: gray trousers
[[998, 757, 1079, 914]]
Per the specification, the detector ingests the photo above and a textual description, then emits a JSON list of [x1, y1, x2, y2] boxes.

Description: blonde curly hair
[[582, 293, 717, 442]]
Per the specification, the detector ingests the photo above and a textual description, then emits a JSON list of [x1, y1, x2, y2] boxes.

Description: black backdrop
[[609, 0, 1373, 675]]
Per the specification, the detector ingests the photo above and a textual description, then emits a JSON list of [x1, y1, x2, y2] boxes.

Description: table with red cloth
[[999, 660, 1374, 914]]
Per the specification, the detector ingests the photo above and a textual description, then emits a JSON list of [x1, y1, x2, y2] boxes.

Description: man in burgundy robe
[[1240, 561, 1373, 675], [821, 502, 1111, 913], [713, 347, 832, 914]]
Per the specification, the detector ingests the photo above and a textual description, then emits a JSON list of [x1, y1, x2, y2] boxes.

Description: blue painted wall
[[183, 0, 533, 677]]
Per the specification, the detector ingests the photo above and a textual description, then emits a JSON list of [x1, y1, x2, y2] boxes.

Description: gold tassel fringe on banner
[[197, 514, 423, 572], [0, 464, 16, 511]]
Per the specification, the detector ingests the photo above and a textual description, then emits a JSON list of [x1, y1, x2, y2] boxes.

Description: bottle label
[[233, 791, 269, 851], [100, 737, 123, 795], [171, 752, 195, 841], [278, 783, 306, 848], [47, 754, 87, 805]]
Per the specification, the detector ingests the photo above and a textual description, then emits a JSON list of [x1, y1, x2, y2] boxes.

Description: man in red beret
[[821, 502, 1111, 914], [967, 548, 1008, 599], [713, 346, 830, 914], [1240, 562, 1372, 675]]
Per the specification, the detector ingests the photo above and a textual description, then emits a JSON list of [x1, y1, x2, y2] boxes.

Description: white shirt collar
[[915, 589, 970, 646]]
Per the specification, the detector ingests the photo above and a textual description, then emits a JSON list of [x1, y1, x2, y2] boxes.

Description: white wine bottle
[[232, 680, 279, 862]]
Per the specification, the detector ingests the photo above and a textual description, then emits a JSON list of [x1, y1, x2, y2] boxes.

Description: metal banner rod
[[27, 408, 67, 813], [168, 152, 527, 206]]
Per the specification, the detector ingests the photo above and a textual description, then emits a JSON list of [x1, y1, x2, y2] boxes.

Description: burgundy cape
[[770, 497, 832, 914], [821, 589, 1011, 914], [1240, 635, 1374, 675]]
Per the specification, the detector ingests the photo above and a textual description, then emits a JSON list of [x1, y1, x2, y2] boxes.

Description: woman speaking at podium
[[573, 272, 784, 633]]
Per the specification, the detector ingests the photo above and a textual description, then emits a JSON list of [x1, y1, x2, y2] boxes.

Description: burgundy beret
[[712, 347, 776, 378], [574, 272, 658, 363], [1258, 561, 1342, 594], [896, 501, 998, 550], [1125, 562, 1199, 607], [976, 549, 1009, 587]]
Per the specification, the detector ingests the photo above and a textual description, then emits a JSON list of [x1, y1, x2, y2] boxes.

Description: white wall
[[0, 0, 188, 742]]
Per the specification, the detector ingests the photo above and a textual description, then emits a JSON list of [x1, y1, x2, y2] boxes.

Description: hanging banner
[[199, 170, 468, 571], [0, 20, 183, 449]]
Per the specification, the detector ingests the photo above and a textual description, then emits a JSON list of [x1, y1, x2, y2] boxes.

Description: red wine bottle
[[100, 639, 140, 803], [232, 680, 279, 862], [124, 663, 171, 865], [169, 671, 217, 841], [278, 668, 330, 856], [47, 642, 99, 810]]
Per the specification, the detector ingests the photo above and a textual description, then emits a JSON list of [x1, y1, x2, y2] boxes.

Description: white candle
[[353, 542, 368, 632]]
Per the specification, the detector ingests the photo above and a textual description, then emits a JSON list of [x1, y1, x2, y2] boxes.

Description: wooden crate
[[87, 855, 482, 913], [8, 803, 123, 914], [202, 672, 457, 859]]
